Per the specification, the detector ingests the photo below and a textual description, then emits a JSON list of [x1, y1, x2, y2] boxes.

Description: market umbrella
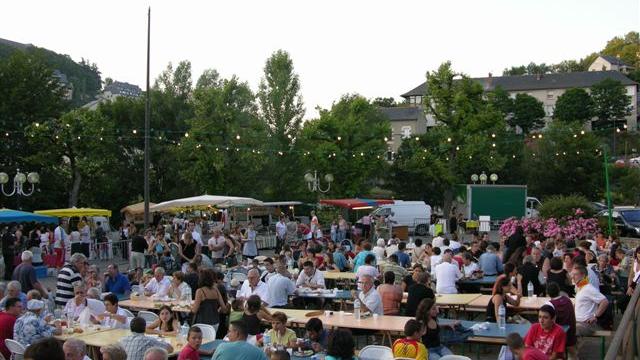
[[0, 209, 58, 224], [150, 194, 264, 213], [34, 207, 112, 217]]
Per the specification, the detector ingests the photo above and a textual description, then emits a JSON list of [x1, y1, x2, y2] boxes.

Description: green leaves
[[591, 78, 632, 128], [510, 93, 545, 135], [553, 88, 594, 124]]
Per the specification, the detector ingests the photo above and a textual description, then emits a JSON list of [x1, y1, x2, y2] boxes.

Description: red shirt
[[0, 312, 17, 359], [522, 347, 549, 360], [178, 344, 200, 360], [524, 323, 566, 357]]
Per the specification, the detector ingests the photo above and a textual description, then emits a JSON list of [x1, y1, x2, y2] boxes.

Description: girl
[[242, 295, 272, 336], [191, 269, 227, 331], [415, 298, 456, 360], [487, 277, 521, 323], [146, 305, 180, 335], [263, 312, 297, 348]]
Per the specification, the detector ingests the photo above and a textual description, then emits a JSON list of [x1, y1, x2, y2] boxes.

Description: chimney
[[488, 72, 492, 78], [536, 73, 543, 80]]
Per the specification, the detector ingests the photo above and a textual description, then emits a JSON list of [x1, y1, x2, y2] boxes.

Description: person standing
[[53, 220, 68, 270], [337, 215, 348, 242], [241, 223, 258, 259], [79, 217, 91, 258], [1, 226, 17, 280], [310, 211, 320, 239], [275, 217, 287, 254], [12, 250, 48, 297], [207, 229, 230, 265], [130, 227, 147, 270], [55, 253, 86, 306]]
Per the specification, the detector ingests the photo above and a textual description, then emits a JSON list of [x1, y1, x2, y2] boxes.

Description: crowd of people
[[0, 212, 635, 360]]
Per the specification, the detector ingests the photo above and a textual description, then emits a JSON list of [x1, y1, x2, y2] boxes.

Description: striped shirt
[[55, 264, 81, 306]]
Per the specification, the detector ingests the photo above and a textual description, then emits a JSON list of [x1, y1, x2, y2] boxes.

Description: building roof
[[401, 70, 637, 98], [599, 55, 629, 66], [52, 69, 71, 86], [103, 81, 142, 97], [379, 106, 422, 121]]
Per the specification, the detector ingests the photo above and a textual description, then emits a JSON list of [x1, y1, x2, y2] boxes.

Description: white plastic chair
[[121, 308, 135, 318], [359, 345, 394, 360], [231, 272, 247, 283], [137, 310, 158, 323], [192, 323, 216, 342], [5, 339, 25, 360], [439, 356, 472, 360]]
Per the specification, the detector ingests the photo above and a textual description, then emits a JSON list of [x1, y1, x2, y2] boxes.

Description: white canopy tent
[[150, 194, 264, 213]]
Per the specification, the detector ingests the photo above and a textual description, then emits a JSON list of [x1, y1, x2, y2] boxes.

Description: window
[[544, 105, 554, 117], [415, 96, 422, 105], [401, 126, 412, 139], [546, 91, 554, 100]]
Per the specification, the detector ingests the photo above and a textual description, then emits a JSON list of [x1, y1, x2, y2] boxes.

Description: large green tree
[[257, 50, 305, 200], [591, 78, 632, 129], [553, 88, 593, 124], [510, 93, 546, 134]]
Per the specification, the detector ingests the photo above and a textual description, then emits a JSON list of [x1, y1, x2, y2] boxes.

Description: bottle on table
[[354, 298, 361, 320], [263, 332, 272, 352], [178, 322, 189, 344], [498, 304, 506, 329], [527, 282, 534, 297]]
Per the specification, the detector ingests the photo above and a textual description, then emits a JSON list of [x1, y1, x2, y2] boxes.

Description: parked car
[[598, 207, 640, 237]]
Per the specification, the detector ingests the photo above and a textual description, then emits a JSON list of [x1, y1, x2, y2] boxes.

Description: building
[[83, 81, 142, 110], [588, 55, 635, 74], [52, 69, 73, 101]]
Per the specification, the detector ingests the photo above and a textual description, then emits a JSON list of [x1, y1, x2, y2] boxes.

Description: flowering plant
[[499, 208, 598, 241]]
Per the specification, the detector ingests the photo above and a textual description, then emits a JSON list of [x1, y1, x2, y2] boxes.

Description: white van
[[370, 201, 432, 236]]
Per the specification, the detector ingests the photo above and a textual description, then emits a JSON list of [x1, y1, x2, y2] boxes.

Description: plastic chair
[[359, 345, 394, 360], [231, 272, 247, 283], [121, 308, 135, 318], [5, 339, 25, 360], [138, 310, 159, 324], [439, 356, 472, 360], [192, 323, 216, 342]]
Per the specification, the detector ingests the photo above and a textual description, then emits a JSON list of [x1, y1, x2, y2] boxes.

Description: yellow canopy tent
[[34, 207, 112, 217]]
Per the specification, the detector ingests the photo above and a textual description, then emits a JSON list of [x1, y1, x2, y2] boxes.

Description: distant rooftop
[[599, 54, 630, 66], [103, 81, 142, 97], [401, 70, 637, 98], [379, 106, 423, 121]]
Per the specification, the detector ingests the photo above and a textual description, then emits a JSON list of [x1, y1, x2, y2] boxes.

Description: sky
[[1, 0, 639, 118]]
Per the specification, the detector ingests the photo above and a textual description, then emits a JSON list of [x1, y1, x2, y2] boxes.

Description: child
[[271, 350, 290, 360], [506, 332, 548, 360], [178, 326, 214, 360], [229, 299, 244, 322], [264, 312, 297, 348], [392, 319, 428, 360]]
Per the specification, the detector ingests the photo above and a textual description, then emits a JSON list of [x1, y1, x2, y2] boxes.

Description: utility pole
[[143, 7, 151, 229], [603, 147, 613, 236]]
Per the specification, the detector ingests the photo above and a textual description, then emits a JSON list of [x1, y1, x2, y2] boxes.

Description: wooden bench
[[585, 330, 613, 359]]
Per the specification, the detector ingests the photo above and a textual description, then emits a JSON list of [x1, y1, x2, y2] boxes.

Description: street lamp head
[[324, 174, 334, 183], [490, 173, 498, 183], [14, 172, 26, 185], [479, 171, 488, 184], [27, 172, 40, 184], [0, 173, 8, 185], [471, 174, 479, 183], [304, 172, 315, 183]]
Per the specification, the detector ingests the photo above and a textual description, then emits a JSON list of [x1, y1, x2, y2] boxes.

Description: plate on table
[[293, 349, 314, 357]]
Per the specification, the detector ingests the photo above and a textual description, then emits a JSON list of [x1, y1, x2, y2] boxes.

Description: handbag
[[439, 323, 474, 345]]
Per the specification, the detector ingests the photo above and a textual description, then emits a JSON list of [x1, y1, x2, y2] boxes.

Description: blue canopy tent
[[0, 209, 58, 224]]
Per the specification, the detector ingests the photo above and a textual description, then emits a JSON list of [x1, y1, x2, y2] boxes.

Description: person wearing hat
[[14, 299, 62, 346]]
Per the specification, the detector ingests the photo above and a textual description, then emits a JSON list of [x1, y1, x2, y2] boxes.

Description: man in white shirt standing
[[571, 265, 609, 336], [144, 267, 172, 297], [267, 261, 296, 308], [434, 250, 462, 294], [275, 217, 287, 254], [237, 269, 269, 304], [356, 274, 383, 315], [208, 228, 230, 265], [184, 221, 203, 247]]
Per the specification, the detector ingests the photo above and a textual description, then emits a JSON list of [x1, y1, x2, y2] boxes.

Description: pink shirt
[[178, 344, 199, 360], [377, 284, 403, 315]]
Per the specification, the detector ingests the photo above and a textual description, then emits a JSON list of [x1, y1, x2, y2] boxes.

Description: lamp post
[[304, 171, 333, 193], [0, 169, 39, 197]]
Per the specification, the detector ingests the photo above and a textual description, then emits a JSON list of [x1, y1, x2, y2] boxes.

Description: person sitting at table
[[332, 244, 350, 272], [169, 271, 193, 300], [487, 277, 521, 323], [395, 242, 412, 268], [412, 238, 426, 263], [267, 261, 296, 308], [478, 245, 503, 276], [377, 271, 403, 315], [296, 261, 326, 289], [104, 263, 131, 295], [242, 295, 272, 336], [0, 281, 27, 309], [353, 242, 375, 272], [506, 333, 548, 360], [100, 344, 128, 360], [406, 271, 434, 317], [304, 318, 329, 352], [373, 238, 386, 261], [492, 263, 522, 296], [92, 293, 131, 329], [546, 257, 574, 297], [24, 337, 65, 360], [87, 287, 102, 300], [382, 254, 408, 286], [392, 319, 428, 360], [63, 281, 103, 323], [434, 250, 462, 294], [415, 298, 456, 360], [144, 347, 169, 360], [547, 282, 577, 359], [0, 298, 22, 359], [571, 265, 609, 337], [461, 253, 479, 278], [355, 254, 379, 281], [191, 269, 227, 331], [146, 305, 181, 335], [355, 274, 383, 315], [178, 326, 214, 360], [324, 328, 357, 360], [429, 247, 442, 275], [524, 304, 566, 360], [263, 311, 297, 348], [237, 269, 269, 304], [144, 267, 172, 297], [211, 320, 267, 360], [120, 317, 174, 360], [14, 299, 62, 346], [62, 338, 90, 360], [260, 258, 277, 283]]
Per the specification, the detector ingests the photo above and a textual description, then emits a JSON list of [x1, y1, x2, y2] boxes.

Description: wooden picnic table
[[321, 271, 356, 280], [466, 294, 574, 312], [119, 297, 192, 313]]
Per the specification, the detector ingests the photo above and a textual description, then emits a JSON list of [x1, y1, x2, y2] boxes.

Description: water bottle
[[179, 322, 189, 343], [263, 332, 271, 350], [498, 304, 506, 329], [287, 258, 294, 270], [527, 282, 534, 297], [354, 298, 361, 320]]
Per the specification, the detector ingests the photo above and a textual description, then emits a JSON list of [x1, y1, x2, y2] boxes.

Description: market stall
[[120, 202, 157, 225], [0, 208, 58, 224]]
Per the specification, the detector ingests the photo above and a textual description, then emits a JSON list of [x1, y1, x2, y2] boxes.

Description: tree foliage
[[510, 93, 545, 134], [590, 79, 632, 128], [553, 88, 593, 124]]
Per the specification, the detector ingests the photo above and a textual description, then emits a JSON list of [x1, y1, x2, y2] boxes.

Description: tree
[[553, 88, 593, 124], [525, 121, 602, 199], [257, 50, 305, 200], [590, 79, 631, 129], [372, 97, 397, 107], [510, 93, 545, 134], [601, 31, 640, 69], [487, 86, 513, 117], [553, 60, 583, 73], [298, 95, 390, 199]]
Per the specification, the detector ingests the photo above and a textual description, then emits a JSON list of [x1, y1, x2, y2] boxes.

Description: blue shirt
[[14, 311, 54, 346], [478, 252, 503, 276], [395, 251, 411, 268], [353, 250, 374, 272], [333, 252, 348, 271], [212, 341, 267, 360], [105, 273, 131, 295]]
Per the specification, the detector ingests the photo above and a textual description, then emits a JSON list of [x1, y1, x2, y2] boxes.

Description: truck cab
[[526, 197, 542, 218]]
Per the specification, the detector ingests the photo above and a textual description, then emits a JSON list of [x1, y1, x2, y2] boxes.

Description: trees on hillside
[[553, 88, 594, 124]]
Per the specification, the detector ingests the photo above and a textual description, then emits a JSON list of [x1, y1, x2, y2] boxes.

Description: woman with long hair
[[146, 305, 180, 335], [191, 269, 227, 331], [415, 298, 456, 360], [487, 277, 521, 323]]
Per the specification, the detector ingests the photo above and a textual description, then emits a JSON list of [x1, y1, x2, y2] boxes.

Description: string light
[[184, 132, 189, 137], [132, 129, 137, 134], [337, 136, 342, 141], [236, 135, 240, 140], [447, 137, 452, 142], [491, 133, 496, 138]]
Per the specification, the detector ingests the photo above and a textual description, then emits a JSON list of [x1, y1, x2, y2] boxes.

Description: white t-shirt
[[356, 265, 380, 280], [385, 245, 399, 258], [430, 255, 442, 274], [144, 276, 172, 297], [462, 262, 479, 277], [191, 231, 203, 246], [208, 236, 226, 259], [449, 240, 462, 251], [434, 261, 462, 294], [296, 269, 326, 289], [575, 283, 606, 322], [432, 236, 445, 249], [276, 222, 287, 238], [102, 307, 132, 329], [237, 280, 269, 304], [359, 288, 383, 315], [372, 246, 386, 261]]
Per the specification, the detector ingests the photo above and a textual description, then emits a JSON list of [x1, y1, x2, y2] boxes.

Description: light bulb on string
[[491, 133, 496, 138], [236, 135, 240, 140], [185, 132, 189, 137], [492, 143, 496, 148], [456, 146, 460, 151], [447, 137, 452, 142], [384, 137, 388, 142], [132, 129, 137, 134], [538, 134, 543, 139], [337, 136, 342, 141]]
